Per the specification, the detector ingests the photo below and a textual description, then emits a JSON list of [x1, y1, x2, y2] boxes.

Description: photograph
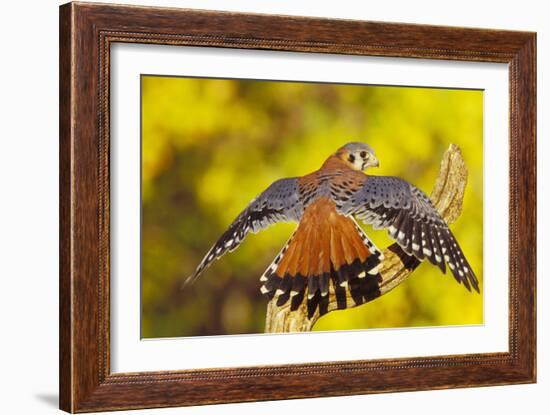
[[52, 1, 537, 412], [140, 75, 484, 338]]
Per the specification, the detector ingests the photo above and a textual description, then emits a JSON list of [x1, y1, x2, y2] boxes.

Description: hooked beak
[[364, 156, 379, 169]]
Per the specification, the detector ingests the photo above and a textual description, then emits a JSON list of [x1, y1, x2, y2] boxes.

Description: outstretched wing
[[185, 177, 304, 286], [338, 176, 479, 292]]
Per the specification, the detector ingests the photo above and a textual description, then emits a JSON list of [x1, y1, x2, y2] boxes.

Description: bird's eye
[[360, 151, 367, 158]]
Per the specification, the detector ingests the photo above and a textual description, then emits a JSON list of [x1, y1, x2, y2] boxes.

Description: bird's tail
[[259, 198, 383, 318]]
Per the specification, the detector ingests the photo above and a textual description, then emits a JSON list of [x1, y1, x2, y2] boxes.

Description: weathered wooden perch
[[265, 144, 469, 333]]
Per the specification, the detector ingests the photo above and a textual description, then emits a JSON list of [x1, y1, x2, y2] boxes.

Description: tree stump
[[265, 144, 469, 333]]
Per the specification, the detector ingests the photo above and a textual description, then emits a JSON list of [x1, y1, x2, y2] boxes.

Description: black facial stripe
[[348, 154, 356, 163]]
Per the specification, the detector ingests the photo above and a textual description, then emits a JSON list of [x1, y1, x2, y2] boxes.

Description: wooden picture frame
[[59, 2, 536, 412]]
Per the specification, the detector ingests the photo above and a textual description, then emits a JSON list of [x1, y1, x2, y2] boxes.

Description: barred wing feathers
[[184, 177, 304, 286], [339, 176, 479, 292]]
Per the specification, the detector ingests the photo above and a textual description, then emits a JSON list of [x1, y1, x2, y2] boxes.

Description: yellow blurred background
[[141, 75, 483, 338]]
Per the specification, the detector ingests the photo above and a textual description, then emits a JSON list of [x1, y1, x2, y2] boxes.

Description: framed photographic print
[[59, 2, 536, 412]]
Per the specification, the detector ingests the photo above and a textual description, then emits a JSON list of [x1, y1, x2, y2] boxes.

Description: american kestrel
[[187, 142, 479, 317]]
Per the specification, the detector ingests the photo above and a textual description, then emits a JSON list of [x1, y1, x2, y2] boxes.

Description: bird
[[186, 142, 479, 317]]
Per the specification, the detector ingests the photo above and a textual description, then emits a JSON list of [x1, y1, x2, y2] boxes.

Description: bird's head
[[335, 142, 379, 171]]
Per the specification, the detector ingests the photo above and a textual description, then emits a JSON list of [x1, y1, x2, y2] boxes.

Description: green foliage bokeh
[[141, 75, 483, 338]]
